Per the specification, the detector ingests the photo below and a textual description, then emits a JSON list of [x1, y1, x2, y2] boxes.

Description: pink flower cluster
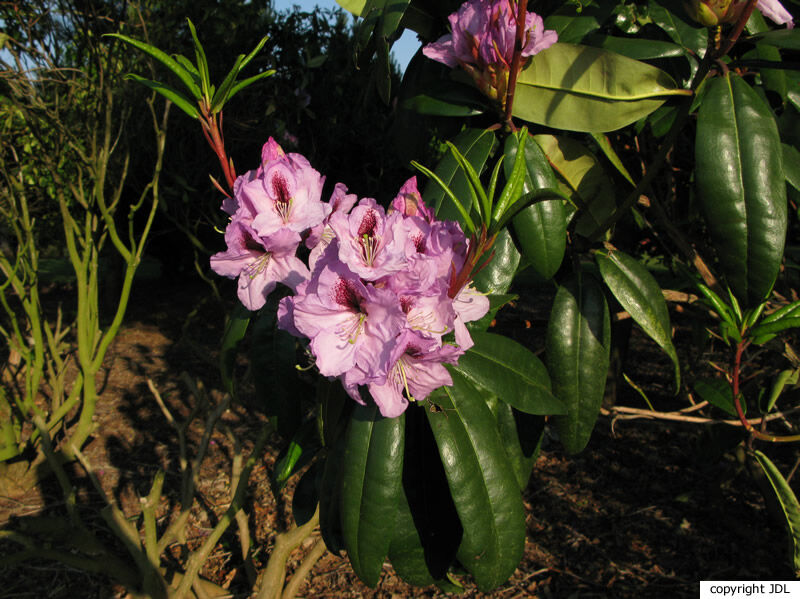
[[211, 139, 489, 418], [423, 0, 557, 104]]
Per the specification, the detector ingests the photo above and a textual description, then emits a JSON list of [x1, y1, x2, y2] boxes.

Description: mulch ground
[[0, 275, 796, 598]]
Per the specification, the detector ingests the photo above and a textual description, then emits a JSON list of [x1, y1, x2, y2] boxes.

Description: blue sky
[[271, 0, 421, 72]]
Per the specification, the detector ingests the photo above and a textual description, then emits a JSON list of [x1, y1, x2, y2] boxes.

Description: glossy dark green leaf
[[544, 5, 612, 44], [124, 74, 200, 119], [425, 128, 496, 224], [695, 73, 788, 307], [750, 449, 800, 574], [470, 229, 521, 295], [547, 272, 611, 454], [403, 92, 486, 116], [596, 249, 679, 386], [585, 35, 686, 60], [453, 331, 565, 416], [514, 43, 688, 133], [219, 303, 250, 397], [388, 407, 461, 587], [783, 144, 800, 191], [340, 405, 405, 587], [427, 370, 525, 591], [486, 397, 545, 491], [465, 293, 518, 333], [748, 317, 800, 341], [533, 134, 616, 238], [292, 461, 320, 526], [648, 0, 709, 56], [250, 309, 303, 438], [504, 134, 566, 280], [747, 29, 800, 51], [694, 377, 737, 416], [272, 419, 320, 489], [319, 436, 346, 555], [591, 133, 636, 186]]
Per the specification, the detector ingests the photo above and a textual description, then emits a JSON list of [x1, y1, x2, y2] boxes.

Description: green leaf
[[453, 331, 565, 416], [533, 134, 616, 238], [292, 461, 320, 526], [747, 29, 800, 51], [388, 407, 461, 586], [225, 70, 275, 104], [319, 434, 346, 555], [596, 249, 680, 387], [250, 309, 304, 438], [336, 0, 367, 15], [427, 370, 525, 591], [470, 229, 521, 295], [782, 144, 800, 192], [492, 128, 529, 226], [547, 272, 611, 454], [124, 74, 200, 119], [272, 419, 320, 489], [748, 317, 800, 341], [590, 133, 636, 186], [513, 43, 689, 133], [486, 397, 546, 490], [340, 405, 405, 587], [544, 5, 612, 44], [403, 93, 486, 116], [105, 33, 202, 99], [425, 128, 496, 223], [694, 378, 737, 416], [766, 369, 799, 412], [219, 303, 250, 397], [504, 134, 566, 280], [585, 35, 686, 60], [186, 19, 210, 98], [750, 450, 800, 575], [695, 73, 788, 307], [648, 0, 709, 56]]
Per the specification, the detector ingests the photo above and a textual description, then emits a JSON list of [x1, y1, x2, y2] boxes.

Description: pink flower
[[758, 0, 793, 27], [289, 247, 406, 379], [368, 331, 463, 418], [423, 0, 557, 105], [329, 198, 406, 281], [210, 222, 309, 311]]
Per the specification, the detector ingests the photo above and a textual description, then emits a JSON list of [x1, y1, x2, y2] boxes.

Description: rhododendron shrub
[[213, 138, 488, 417], [107, 0, 800, 594]]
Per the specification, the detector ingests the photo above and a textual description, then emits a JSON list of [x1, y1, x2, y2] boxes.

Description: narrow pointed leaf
[[591, 133, 636, 186], [513, 43, 688, 133], [695, 73, 787, 307], [186, 19, 210, 97], [340, 405, 405, 587], [503, 134, 566, 280], [750, 450, 800, 574], [226, 70, 275, 102], [105, 33, 202, 98], [424, 128, 495, 223], [470, 229, 520, 294], [427, 370, 525, 591], [547, 272, 611, 454], [125, 74, 200, 119], [492, 128, 528, 224], [452, 331, 565, 415], [211, 54, 246, 112], [596, 249, 679, 386]]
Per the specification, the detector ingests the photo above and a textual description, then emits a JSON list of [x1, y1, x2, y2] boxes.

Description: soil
[[0, 275, 797, 599]]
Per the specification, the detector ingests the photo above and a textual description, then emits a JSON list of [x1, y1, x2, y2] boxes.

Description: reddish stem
[[503, 0, 529, 129], [731, 339, 800, 443], [199, 102, 237, 195]]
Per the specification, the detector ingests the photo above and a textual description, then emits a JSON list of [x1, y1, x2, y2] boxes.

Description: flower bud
[[684, 0, 743, 26]]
